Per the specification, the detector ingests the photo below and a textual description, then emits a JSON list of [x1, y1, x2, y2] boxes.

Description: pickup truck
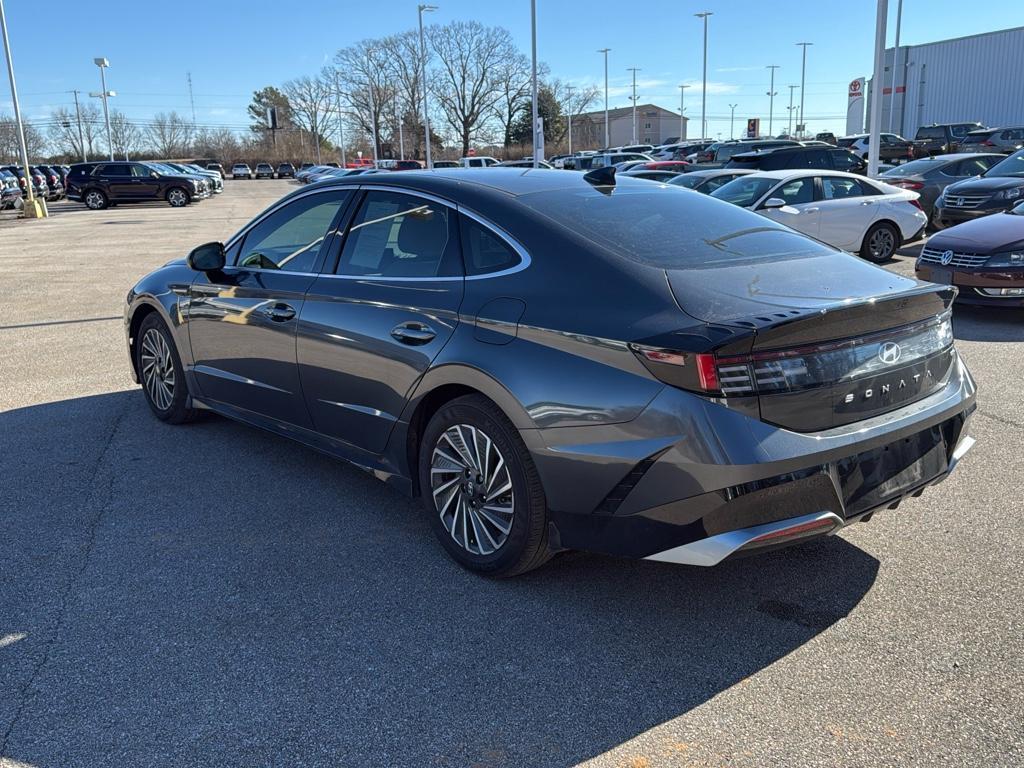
[[913, 123, 985, 157], [460, 156, 499, 168]]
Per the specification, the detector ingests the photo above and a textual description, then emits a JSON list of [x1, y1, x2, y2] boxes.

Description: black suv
[[726, 145, 867, 174], [66, 161, 210, 209], [913, 123, 985, 157], [276, 162, 296, 178]]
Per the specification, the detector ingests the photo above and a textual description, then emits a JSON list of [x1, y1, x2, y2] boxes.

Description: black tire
[[166, 187, 189, 207], [860, 221, 900, 263], [83, 188, 108, 210], [419, 394, 552, 577], [135, 312, 198, 424]]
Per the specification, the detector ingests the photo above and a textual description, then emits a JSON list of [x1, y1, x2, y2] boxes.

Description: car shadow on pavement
[[0, 391, 879, 768], [952, 304, 1024, 342]]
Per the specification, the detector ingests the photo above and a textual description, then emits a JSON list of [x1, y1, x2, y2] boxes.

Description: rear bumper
[[533, 353, 976, 564]]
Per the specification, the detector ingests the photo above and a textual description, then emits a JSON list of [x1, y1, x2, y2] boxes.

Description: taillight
[[982, 140, 995, 146], [631, 314, 953, 398], [907, 198, 924, 211], [893, 180, 923, 190]]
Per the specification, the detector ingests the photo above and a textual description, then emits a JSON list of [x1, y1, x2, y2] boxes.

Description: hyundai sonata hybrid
[[124, 167, 976, 576]]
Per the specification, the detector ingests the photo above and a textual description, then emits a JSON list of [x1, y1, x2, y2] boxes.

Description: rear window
[[518, 185, 829, 268], [961, 131, 995, 145], [880, 157, 943, 176], [916, 127, 945, 140], [837, 138, 855, 147]]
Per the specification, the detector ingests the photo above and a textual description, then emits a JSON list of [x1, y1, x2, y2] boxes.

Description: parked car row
[[1, 164, 68, 202]]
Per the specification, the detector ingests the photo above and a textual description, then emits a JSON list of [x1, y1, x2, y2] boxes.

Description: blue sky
[[1, 0, 1016, 141]]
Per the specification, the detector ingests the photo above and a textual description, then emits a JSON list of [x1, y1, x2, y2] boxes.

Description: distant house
[[570, 103, 687, 148]]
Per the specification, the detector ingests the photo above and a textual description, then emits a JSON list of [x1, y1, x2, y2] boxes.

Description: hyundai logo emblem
[[879, 341, 902, 364], [940, 249, 955, 266]]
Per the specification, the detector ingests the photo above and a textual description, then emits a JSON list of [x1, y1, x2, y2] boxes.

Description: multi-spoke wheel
[[431, 424, 515, 556], [420, 395, 552, 576], [860, 221, 899, 263], [166, 187, 189, 207], [84, 189, 107, 210], [134, 313, 197, 424]]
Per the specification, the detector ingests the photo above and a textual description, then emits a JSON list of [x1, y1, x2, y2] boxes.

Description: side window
[[237, 190, 350, 273], [100, 164, 131, 177], [337, 191, 460, 278], [822, 176, 865, 200], [459, 214, 521, 276], [830, 150, 861, 171], [955, 158, 991, 176], [702, 175, 733, 193], [772, 178, 814, 205], [131, 164, 153, 178], [797, 149, 829, 168]]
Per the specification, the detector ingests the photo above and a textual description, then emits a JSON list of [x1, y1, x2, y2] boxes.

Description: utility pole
[[417, 4, 437, 168], [334, 71, 346, 167], [695, 11, 712, 139], [787, 84, 798, 137], [70, 89, 87, 161], [766, 65, 779, 137], [366, 53, 378, 165], [627, 67, 640, 144], [0, 0, 43, 216], [888, 0, 903, 133], [796, 42, 812, 138], [187, 71, 196, 127], [530, 0, 539, 167], [598, 48, 610, 148], [678, 84, 690, 140], [867, 0, 889, 176], [565, 85, 574, 156], [729, 104, 737, 139]]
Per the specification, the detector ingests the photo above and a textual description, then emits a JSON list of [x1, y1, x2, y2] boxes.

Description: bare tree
[[47, 104, 103, 160], [378, 31, 425, 159], [332, 42, 395, 160], [108, 111, 145, 159], [492, 52, 541, 149], [146, 111, 193, 158], [548, 79, 600, 146], [428, 21, 513, 156], [283, 74, 335, 164], [0, 114, 46, 162]]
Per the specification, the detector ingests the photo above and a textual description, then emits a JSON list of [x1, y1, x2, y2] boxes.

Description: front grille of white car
[[919, 247, 989, 268]]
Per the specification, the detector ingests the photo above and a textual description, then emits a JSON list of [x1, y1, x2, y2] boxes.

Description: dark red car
[[916, 201, 1024, 306], [641, 161, 690, 172]]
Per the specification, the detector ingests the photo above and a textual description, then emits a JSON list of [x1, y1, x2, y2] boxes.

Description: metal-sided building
[[866, 26, 1024, 139]]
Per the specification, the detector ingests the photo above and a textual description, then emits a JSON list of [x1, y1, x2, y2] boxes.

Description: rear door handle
[[860, 200, 876, 205], [391, 321, 436, 345], [262, 302, 296, 322], [804, 207, 820, 213]]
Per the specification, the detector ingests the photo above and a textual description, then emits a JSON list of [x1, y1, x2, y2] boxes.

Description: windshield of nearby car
[[880, 157, 945, 176], [518, 185, 831, 268], [983, 151, 1024, 178], [709, 176, 777, 207], [145, 163, 176, 175]]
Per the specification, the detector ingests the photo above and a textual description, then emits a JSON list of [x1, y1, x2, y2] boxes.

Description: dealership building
[[857, 26, 1024, 138]]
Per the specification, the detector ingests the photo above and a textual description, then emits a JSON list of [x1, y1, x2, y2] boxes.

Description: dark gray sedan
[[124, 168, 975, 576], [668, 168, 755, 194], [876, 153, 1002, 225]]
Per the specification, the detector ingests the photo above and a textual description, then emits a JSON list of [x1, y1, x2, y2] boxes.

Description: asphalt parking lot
[[1, 180, 1022, 768]]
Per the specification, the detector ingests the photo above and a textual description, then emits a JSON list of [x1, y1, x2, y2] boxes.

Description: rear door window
[[954, 157, 994, 176], [821, 176, 867, 199], [99, 164, 131, 177], [829, 150, 862, 171]]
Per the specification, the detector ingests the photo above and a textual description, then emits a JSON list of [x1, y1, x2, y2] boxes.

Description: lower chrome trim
[[644, 511, 844, 567]]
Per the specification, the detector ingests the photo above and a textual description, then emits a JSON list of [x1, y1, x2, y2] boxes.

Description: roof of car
[[740, 169, 866, 181]]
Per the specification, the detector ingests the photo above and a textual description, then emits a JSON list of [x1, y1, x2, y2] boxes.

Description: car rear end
[[256, 163, 274, 178], [232, 164, 251, 179], [515, 183, 975, 564]]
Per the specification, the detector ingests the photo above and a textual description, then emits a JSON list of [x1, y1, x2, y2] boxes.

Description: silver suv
[[960, 127, 1024, 155]]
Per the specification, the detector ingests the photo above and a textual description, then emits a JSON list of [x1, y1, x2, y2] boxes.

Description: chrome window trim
[[221, 181, 533, 283]]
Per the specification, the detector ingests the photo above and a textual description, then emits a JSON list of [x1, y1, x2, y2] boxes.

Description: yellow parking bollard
[[21, 196, 47, 219]]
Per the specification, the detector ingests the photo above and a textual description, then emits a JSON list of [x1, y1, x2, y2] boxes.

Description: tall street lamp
[[597, 48, 610, 148], [626, 67, 640, 144], [888, 0, 904, 133], [0, 0, 43, 216], [417, 4, 437, 168], [530, 0, 539, 167], [787, 84, 798, 137], [766, 65, 779, 137], [694, 11, 712, 140], [678, 84, 690, 140], [795, 42, 812, 138], [728, 103, 737, 139], [94, 57, 114, 160]]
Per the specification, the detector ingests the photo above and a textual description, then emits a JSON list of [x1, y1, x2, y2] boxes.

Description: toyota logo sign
[[879, 342, 902, 365], [941, 250, 955, 266]]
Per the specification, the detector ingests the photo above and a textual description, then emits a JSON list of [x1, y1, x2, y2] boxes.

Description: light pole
[[766, 65, 779, 137], [627, 67, 640, 144], [417, 4, 437, 168], [597, 48, 610, 148], [530, 0, 539, 167], [334, 71, 346, 167], [728, 104, 737, 139], [93, 57, 114, 160], [565, 85, 574, 156], [678, 84, 690, 140], [787, 84, 798, 137], [70, 89, 87, 161], [888, 0, 903, 133], [0, 0, 42, 216], [795, 42, 812, 138], [867, 0, 889, 176], [695, 11, 712, 140]]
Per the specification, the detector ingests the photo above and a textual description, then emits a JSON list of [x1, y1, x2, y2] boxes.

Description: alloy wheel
[[85, 191, 104, 209], [868, 227, 896, 260], [140, 328, 175, 411], [430, 424, 514, 556], [168, 189, 187, 207]]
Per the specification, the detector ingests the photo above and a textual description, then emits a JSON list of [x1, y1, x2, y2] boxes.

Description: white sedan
[[709, 169, 927, 262]]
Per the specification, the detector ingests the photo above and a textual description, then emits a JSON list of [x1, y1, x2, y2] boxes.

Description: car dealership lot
[[1, 181, 1022, 767]]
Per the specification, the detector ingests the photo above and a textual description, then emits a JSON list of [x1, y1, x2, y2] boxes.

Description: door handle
[[804, 207, 820, 213], [860, 200, 876, 205], [391, 321, 436, 345], [262, 302, 296, 322]]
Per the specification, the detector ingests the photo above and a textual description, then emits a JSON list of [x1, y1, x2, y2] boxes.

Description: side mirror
[[187, 241, 226, 272], [762, 197, 788, 210]]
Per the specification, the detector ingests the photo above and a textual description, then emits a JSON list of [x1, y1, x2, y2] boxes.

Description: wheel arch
[[126, 297, 182, 380]]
